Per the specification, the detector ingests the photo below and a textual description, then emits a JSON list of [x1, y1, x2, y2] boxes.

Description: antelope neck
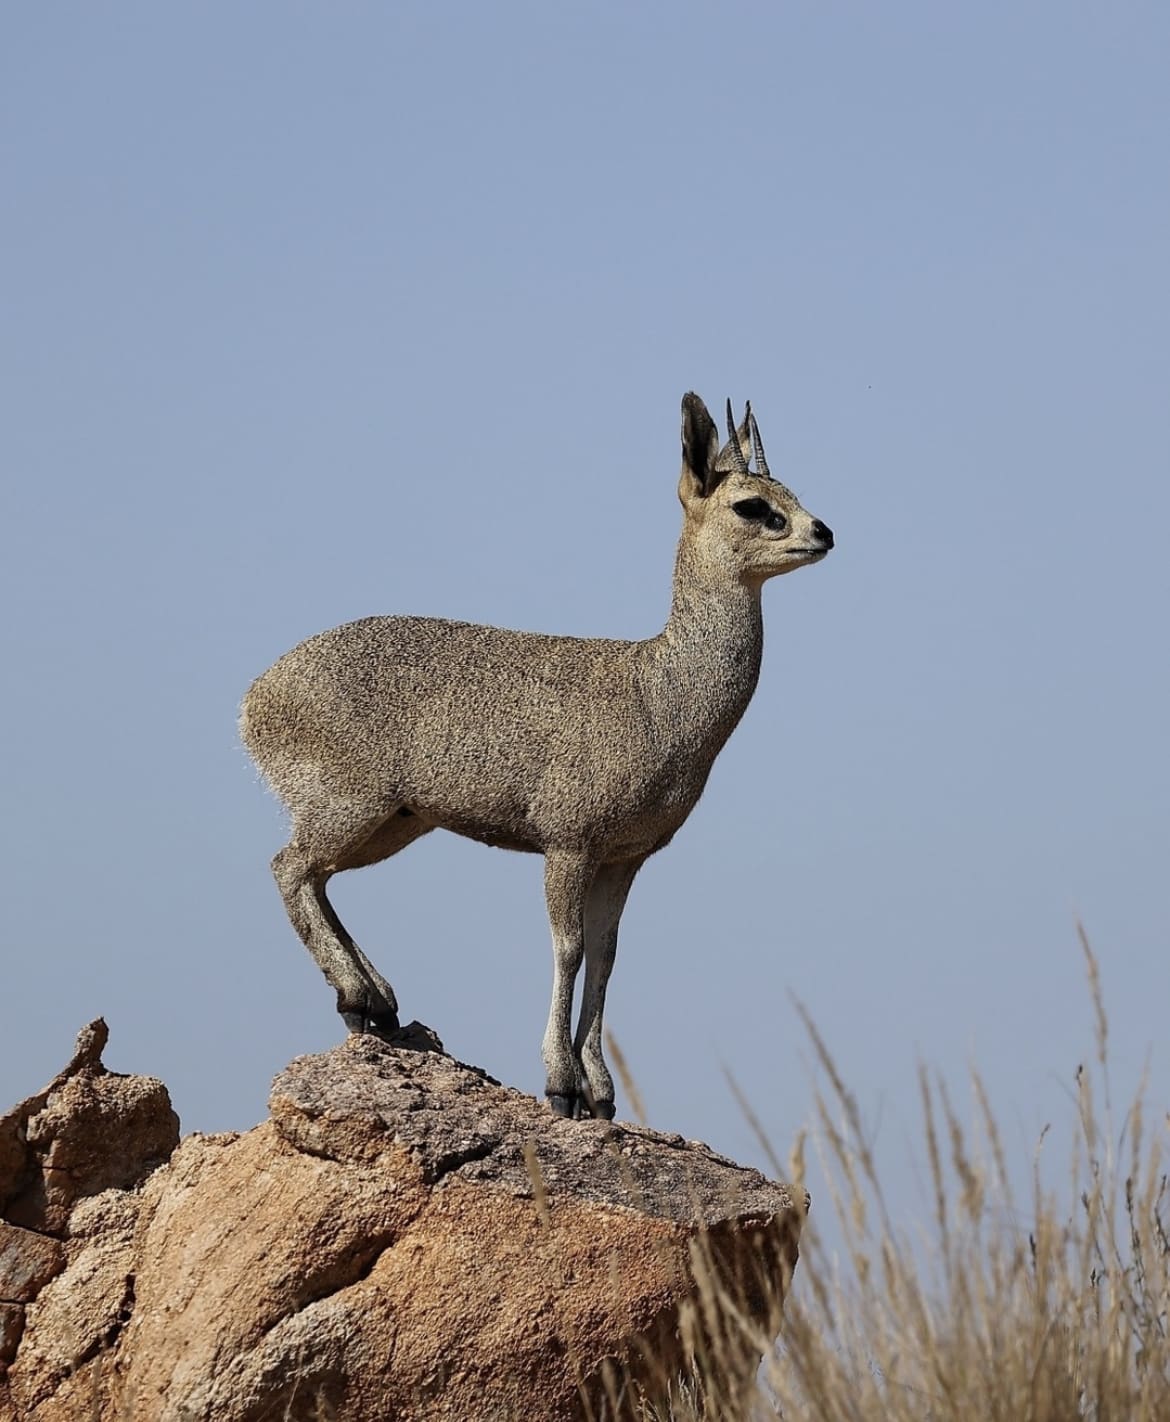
[[641, 538, 765, 744]]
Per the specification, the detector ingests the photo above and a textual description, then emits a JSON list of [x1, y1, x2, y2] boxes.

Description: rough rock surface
[[0, 1023, 804, 1422]]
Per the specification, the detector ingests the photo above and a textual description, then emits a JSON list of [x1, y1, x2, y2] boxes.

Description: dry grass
[[630, 929, 1170, 1421]]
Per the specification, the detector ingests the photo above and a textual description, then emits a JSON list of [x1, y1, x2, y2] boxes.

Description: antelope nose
[[811, 519, 834, 549]]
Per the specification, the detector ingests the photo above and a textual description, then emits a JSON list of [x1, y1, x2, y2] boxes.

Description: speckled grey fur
[[240, 393, 833, 1119]]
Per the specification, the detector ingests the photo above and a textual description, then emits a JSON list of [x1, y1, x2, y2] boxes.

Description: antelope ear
[[680, 393, 722, 498]]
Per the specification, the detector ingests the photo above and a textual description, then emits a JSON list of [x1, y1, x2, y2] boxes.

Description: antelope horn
[[748, 408, 771, 480], [716, 398, 750, 474]]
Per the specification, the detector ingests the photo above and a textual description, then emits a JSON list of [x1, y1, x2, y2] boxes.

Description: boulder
[[1, 1024, 804, 1421]]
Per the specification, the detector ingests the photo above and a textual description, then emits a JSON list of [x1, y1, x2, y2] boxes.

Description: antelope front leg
[[541, 851, 596, 1118], [574, 856, 644, 1120]]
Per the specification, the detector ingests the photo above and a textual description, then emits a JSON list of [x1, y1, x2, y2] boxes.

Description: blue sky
[[2, 4, 1167, 1229]]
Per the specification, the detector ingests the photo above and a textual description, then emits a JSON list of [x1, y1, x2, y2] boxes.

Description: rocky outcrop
[[0, 1020, 178, 1417], [0, 1023, 804, 1422]]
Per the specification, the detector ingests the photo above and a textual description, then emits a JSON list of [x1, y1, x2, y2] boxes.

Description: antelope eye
[[733, 498, 787, 534]]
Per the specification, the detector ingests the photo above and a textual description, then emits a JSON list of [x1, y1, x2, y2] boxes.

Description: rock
[[1, 1025, 805, 1422], [10, 1221, 136, 1416], [0, 1308, 23, 1370], [0, 1019, 179, 1235], [0, 1224, 64, 1304]]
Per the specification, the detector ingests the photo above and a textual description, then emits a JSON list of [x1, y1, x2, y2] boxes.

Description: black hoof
[[341, 1007, 400, 1040], [547, 1092, 579, 1119], [590, 1100, 616, 1121]]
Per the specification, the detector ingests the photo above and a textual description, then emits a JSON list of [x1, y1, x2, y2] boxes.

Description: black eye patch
[[732, 498, 787, 533]]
